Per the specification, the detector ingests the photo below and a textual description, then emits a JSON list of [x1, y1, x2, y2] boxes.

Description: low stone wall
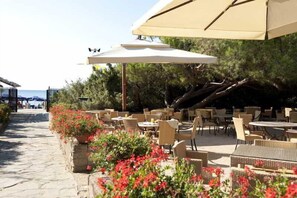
[[56, 133, 90, 173]]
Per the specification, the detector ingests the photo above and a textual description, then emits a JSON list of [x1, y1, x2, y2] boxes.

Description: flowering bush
[[95, 146, 297, 198], [50, 104, 102, 139], [231, 165, 297, 198], [89, 130, 152, 171], [96, 145, 228, 198], [0, 103, 11, 124]]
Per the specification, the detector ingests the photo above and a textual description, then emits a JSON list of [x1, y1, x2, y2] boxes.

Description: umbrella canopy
[[87, 39, 217, 110], [132, 0, 297, 40], [88, 39, 217, 64]]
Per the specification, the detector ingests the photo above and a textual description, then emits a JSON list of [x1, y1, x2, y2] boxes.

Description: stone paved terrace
[[0, 109, 237, 197], [0, 109, 80, 198]]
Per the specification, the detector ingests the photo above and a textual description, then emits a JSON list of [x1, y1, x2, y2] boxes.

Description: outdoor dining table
[[138, 121, 159, 131], [213, 114, 233, 134], [231, 145, 297, 170], [249, 121, 297, 140]]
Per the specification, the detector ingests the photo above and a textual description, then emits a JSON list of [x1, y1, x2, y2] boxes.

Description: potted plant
[[50, 104, 102, 143]]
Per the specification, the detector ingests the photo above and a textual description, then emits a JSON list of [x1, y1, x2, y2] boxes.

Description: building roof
[[0, 77, 21, 87]]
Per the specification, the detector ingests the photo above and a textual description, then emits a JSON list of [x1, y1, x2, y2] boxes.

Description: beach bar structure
[[0, 76, 21, 112]]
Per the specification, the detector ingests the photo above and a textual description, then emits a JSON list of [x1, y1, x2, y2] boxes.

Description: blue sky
[[0, 0, 158, 90]]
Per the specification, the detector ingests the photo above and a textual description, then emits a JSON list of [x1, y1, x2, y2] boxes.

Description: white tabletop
[[249, 121, 297, 128], [138, 122, 159, 128]]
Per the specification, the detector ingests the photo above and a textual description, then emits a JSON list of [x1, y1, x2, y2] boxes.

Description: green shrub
[[0, 103, 11, 124], [89, 130, 152, 171]]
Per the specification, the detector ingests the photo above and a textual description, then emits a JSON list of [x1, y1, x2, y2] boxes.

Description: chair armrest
[[186, 150, 208, 167], [188, 159, 203, 175]]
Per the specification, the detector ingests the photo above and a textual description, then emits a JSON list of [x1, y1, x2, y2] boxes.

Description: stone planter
[[88, 172, 111, 198], [56, 133, 91, 172]]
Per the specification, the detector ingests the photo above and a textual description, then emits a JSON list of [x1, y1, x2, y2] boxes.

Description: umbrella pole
[[122, 63, 127, 111]]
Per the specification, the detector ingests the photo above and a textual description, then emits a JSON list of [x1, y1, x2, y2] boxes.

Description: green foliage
[[0, 103, 11, 124], [89, 130, 152, 171], [53, 35, 297, 110]]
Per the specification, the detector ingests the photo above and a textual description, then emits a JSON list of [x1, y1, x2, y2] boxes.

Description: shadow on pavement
[[0, 139, 23, 168]]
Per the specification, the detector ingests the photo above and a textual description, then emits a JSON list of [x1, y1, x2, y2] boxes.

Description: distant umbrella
[[18, 95, 27, 101], [28, 96, 45, 101]]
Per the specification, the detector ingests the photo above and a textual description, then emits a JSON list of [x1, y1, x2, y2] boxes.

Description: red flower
[[284, 183, 297, 197], [254, 160, 264, 168], [100, 167, 106, 174], [155, 181, 167, 191], [292, 166, 297, 175], [244, 166, 255, 177], [86, 165, 92, 171], [97, 178, 107, 193], [265, 187, 277, 198]]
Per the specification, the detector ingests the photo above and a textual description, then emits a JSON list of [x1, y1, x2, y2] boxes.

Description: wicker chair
[[145, 113, 162, 122], [122, 118, 142, 133], [131, 113, 145, 122], [175, 117, 199, 151], [254, 139, 297, 149], [286, 129, 297, 143], [196, 110, 217, 135], [157, 120, 176, 153], [172, 112, 182, 121], [289, 111, 297, 123], [233, 117, 263, 150], [118, 111, 129, 117], [173, 140, 208, 174]]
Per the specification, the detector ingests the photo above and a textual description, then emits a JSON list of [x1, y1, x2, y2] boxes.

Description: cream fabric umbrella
[[132, 0, 297, 40], [87, 39, 217, 110]]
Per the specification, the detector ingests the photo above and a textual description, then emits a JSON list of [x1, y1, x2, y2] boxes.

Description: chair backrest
[[109, 111, 118, 118], [173, 140, 187, 158], [289, 111, 297, 123], [276, 111, 287, 121], [215, 108, 226, 115], [233, 117, 246, 141], [196, 109, 212, 120], [233, 111, 246, 118], [131, 113, 145, 122], [158, 121, 176, 145], [145, 113, 162, 122], [195, 112, 204, 127], [285, 108, 292, 118], [254, 110, 261, 121], [143, 108, 150, 114], [244, 106, 261, 116], [123, 118, 139, 132], [172, 112, 182, 121], [118, 111, 129, 117], [191, 117, 199, 138], [238, 114, 253, 126], [254, 139, 297, 149]]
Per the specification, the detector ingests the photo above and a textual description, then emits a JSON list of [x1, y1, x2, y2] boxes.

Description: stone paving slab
[[0, 109, 78, 198]]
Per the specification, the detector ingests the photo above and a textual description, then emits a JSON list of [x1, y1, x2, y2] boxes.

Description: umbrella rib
[[204, 0, 255, 31], [149, 0, 194, 20]]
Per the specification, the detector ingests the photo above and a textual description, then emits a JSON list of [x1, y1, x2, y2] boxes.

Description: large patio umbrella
[[87, 39, 217, 110], [132, 0, 297, 40]]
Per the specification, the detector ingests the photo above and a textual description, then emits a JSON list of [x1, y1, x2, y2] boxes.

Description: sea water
[[18, 90, 46, 99]]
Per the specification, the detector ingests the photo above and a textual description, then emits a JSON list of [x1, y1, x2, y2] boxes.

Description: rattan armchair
[[173, 140, 208, 174], [122, 118, 142, 133], [145, 113, 162, 122], [131, 113, 145, 122], [233, 117, 263, 150], [254, 139, 297, 149], [175, 117, 199, 150], [157, 120, 176, 153]]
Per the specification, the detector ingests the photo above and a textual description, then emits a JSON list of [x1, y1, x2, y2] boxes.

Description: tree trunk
[[171, 79, 249, 109]]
